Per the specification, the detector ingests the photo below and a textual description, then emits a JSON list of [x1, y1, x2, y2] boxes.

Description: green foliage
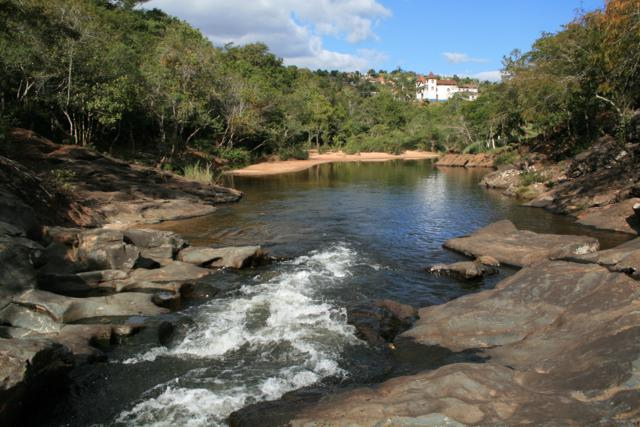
[[1, 0, 637, 167], [519, 170, 546, 186], [182, 161, 215, 183], [277, 146, 309, 160], [494, 149, 519, 166], [48, 169, 76, 193]]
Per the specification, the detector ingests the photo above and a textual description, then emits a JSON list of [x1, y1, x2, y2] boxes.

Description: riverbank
[[227, 150, 439, 176]]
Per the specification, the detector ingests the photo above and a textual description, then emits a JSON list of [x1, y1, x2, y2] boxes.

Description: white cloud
[[472, 70, 503, 82], [144, 0, 391, 71], [443, 52, 488, 64]]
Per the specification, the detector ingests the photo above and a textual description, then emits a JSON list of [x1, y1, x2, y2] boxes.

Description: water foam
[[116, 244, 359, 426]]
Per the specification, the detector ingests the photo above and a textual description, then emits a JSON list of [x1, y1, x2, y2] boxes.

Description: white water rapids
[[115, 244, 361, 426]]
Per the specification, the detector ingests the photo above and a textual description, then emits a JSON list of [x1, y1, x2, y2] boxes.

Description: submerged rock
[[177, 245, 269, 269], [348, 300, 418, 345], [444, 220, 599, 267], [427, 260, 498, 280]]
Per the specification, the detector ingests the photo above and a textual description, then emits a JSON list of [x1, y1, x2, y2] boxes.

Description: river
[[43, 159, 630, 426]]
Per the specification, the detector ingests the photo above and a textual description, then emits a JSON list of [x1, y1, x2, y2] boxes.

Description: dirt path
[[227, 150, 440, 176]]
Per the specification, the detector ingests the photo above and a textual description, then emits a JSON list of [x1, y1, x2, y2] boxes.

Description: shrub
[[218, 148, 251, 167], [519, 170, 546, 186], [182, 161, 215, 183], [277, 145, 309, 160], [494, 149, 519, 166], [49, 169, 77, 194]]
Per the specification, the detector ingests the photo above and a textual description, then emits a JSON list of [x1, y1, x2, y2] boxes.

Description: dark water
[[44, 160, 631, 427]]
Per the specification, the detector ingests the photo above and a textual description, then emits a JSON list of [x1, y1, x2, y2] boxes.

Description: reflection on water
[[46, 160, 632, 427]]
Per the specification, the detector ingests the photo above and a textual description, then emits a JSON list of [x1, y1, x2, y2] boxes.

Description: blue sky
[[145, 0, 605, 80]]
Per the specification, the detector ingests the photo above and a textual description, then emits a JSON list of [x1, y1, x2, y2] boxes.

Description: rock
[[123, 229, 186, 263], [444, 220, 599, 267], [52, 324, 141, 360], [480, 167, 520, 189], [348, 300, 417, 345], [635, 202, 640, 217], [435, 153, 495, 168], [567, 237, 640, 279], [427, 260, 498, 280], [8, 290, 168, 324], [475, 255, 500, 267], [0, 233, 44, 308], [576, 198, 640, 235], [76, 229, 140, 271], [177, 246, 269, 269], [292, 258, 640, 425], [119, 261, 213, 293], [0, 337, 74, 424]]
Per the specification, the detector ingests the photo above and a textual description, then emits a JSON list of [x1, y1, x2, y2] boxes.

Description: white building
[[416, 72, 479, 102]]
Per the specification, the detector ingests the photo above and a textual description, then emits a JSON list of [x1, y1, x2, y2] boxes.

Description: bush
[[519, 170, 546, 186], [494, 149, 519, 166], [217, 148, 251, 167], [48, 169, 77, 194], [277, 145, 309, 160], [182, 161, 215, 183]]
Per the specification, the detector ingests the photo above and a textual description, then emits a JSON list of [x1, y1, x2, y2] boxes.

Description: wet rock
[[475, 255, 500, 267], [575, 198, 640, 235], [9, 289, 168, 324], [427, 260, 498, 280], [348, 300, 417, 345], [177, 246, 269, 269], [0, 337, 74, 424], [52, 324, 141, 361], [444, 220, 599, 267], [292, 258, 640, 425], [119, 260, 212, 293]]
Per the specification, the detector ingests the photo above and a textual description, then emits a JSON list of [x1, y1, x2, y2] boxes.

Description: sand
[[227, 150, 440, 176]]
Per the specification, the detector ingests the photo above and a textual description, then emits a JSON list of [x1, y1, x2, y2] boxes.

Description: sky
[[144, 0, 605, 81]]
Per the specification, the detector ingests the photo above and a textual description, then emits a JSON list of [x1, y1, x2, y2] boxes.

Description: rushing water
[[43, 160, 631, 427]]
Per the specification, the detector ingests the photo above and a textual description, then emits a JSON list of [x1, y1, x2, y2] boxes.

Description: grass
[[494, 149, 519, 167], [182, 161, 215, 183]]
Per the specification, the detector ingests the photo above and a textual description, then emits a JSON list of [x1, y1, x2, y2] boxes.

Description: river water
[[44, 160, 630, 427]]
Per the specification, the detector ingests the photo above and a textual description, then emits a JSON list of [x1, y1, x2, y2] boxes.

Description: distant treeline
[[1, 0, 638, 168]]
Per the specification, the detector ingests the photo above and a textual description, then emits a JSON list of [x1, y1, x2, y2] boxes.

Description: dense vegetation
[[1, 0, 638, 173]]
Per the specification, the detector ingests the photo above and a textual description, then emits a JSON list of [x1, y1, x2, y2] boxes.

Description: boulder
[[479, 168, 520, 189], [0, 337, 74, 424], [123, 228, 186, 263], [435, 153, 494, 168], [76, 229, 140, 271], [0, 233, 44, 308], [444, 220, 599, 267], [177, 246, 269, 269], [118, 261, 213, 293], [475, 255, 500, 267], [348, 300, 417, 345], [427, 260, 498, 280], [8, 290, 167, 324]]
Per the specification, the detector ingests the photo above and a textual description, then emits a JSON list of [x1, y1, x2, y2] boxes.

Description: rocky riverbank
[[234, 220, 640, 425], [0, 130, 256, 423], [479, 136, 640, 235]]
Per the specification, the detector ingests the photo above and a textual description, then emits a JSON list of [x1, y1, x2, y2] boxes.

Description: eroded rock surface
[[435, 153, 494, 168], [177, 245, 269, 269], [347, 300, 418, 345], [444, 220, 599, 267], [427, 260, 498, 280], [290, 256, 640, 426]]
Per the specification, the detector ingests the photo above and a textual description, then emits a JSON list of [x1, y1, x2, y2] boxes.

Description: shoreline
[[226, 150, 439, 177]]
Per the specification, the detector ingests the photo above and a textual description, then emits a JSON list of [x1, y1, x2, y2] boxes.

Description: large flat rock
[[290, 259, 640, 425], [577, 197, 640, 235], [443, 220, 599, 267], [177, 245, 268, 269]]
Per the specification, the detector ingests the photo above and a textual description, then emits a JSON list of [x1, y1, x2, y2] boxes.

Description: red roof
[[417, 75, 427, 83], [437, 79, 457, 86], [427, 72, 437, 79]]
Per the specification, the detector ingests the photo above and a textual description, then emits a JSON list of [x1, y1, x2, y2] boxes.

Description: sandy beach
[[227, 150, 440, 176]]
